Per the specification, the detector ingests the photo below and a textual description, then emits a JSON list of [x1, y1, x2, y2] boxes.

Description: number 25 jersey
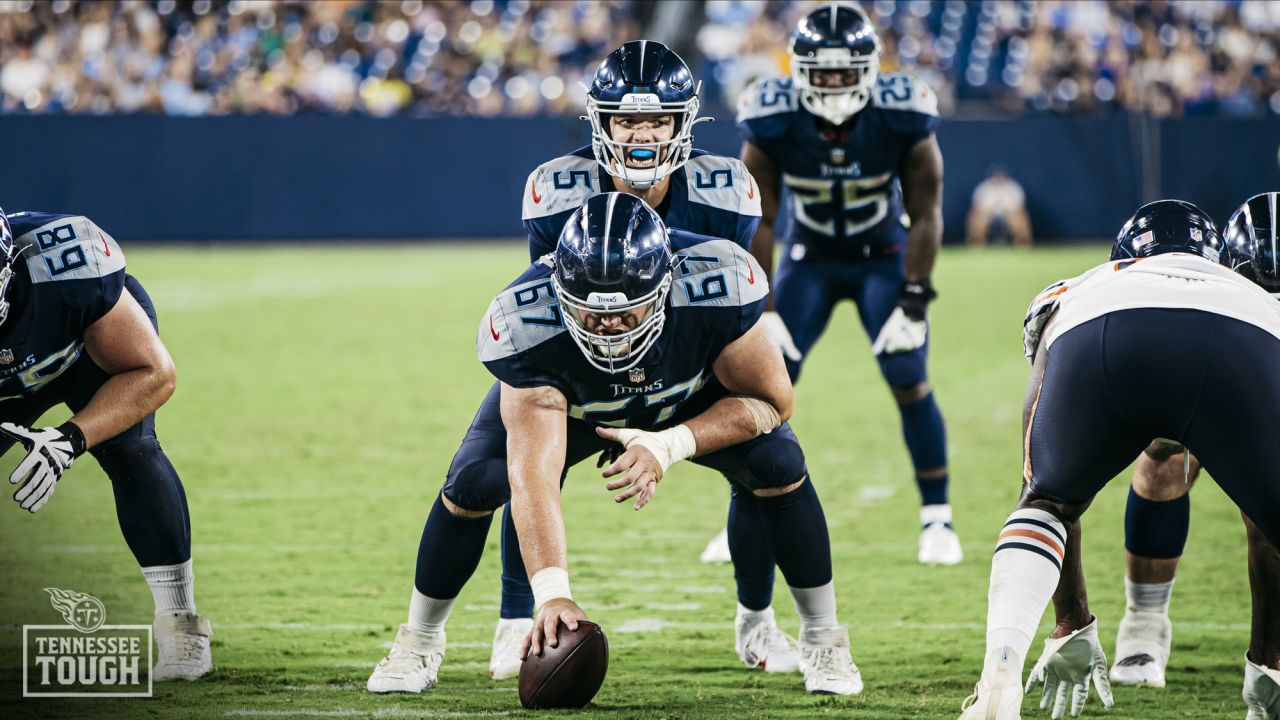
[[737, 73, 939, 259]]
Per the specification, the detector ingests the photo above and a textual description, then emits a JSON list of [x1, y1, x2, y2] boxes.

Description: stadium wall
[[1, 115, 1274, 241]]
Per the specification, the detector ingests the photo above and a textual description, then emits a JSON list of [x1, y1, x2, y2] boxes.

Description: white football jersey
[[1024, 253, 1280, 361]]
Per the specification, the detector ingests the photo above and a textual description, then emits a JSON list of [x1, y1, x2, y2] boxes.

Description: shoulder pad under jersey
[[671, 239, 768, 309], [12, 213, 126, 284], [477, 261, 566, 363], [873, 72, 939, 116], [684, 154, 762, 220], [522, 152, 601, 221], [736, 77, 798, 146]]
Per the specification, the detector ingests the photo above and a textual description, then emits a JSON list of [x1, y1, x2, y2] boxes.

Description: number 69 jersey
[[477, 236, 767, 429], [736, 73, 939, 258], [0, 212, 126, 402]]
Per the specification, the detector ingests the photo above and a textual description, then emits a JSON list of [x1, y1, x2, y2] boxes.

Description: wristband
[[57, 421, 87, 457], [531, 566, 573, 608]]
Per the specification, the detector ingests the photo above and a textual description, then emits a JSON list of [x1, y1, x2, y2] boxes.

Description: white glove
[[761, 311, 801, 362], [1245, 656, 1280, 720], [1, 422, 85, 513], [1025, 618, 1115, 718], [872, 306, 927, 355]]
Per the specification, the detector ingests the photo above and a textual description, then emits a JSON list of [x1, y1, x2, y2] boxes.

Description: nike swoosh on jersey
[[747, 178, 755, 200], [530, 178, 542, 204], [489, 315, 500, 340]]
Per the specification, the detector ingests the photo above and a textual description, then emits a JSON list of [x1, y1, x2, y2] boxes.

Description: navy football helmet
[[1222, 192, 1280, 295], [0, 206, 17, 326], [1110, 199, 1227, 266], [584, 40, 706, 190], [790, 3, 882, 125], [553, 193, 673, 374]]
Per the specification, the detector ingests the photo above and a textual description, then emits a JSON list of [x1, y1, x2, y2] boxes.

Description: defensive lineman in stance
[[488, 40, 805, 680], [960, 200, 1280, 719], [367, 193, 862, 696], [1105, 193, 1280, 690], [0, 208, 212, 680], [719, 3, 959, 566]]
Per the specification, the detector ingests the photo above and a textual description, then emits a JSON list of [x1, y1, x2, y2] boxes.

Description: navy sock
[[415, 493, 494, 599], [728, 487, 775, 611], [97, 439, 192, 567], [899, 391, 949, 505], [499, 503, 535, 619], [1124, 487, 1190, 559], [753, 478, 832, 589]]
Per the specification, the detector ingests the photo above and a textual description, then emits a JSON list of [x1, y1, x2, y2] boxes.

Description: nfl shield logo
[[629, 367, 646, 383], [831, 148, 846, 165], [0, 348, 12, 365]]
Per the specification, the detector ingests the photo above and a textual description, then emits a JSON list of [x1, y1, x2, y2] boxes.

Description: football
[[518, 620, 609, 709]]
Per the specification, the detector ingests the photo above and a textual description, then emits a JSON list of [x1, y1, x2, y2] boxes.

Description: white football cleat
[[489, 617, 532, 680], [735, 609, 801, 673], [152, 613, 213, 681], [1244, 655, 1280, 720], [799, 625, 863, 695], [919, 505, 964, 566], [959, 646, 1024, 720], [367, 625, 445, 694], [1109, 608, 1171, 687], [700, 527, 732, 564]]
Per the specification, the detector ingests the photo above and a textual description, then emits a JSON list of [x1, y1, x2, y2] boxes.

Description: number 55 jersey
[[737, 73, 938, 259]]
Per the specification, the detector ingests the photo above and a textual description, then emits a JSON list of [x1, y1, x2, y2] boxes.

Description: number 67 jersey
[[477, 235, 767, 429], [737, 73, 938, 258], [0, 212, 126, 402]]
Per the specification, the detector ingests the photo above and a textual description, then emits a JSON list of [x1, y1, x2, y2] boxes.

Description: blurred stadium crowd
[[2, 0, 1278, 118]]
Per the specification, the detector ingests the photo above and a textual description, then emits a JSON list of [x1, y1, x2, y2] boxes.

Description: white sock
[[789, 580, 838, 631], [984, 508, 1066, 682], [407, 587, 453, 635], [142, 560, 196, 617], [1125, 578, 1173, 613], [736, 603, 774, 626]]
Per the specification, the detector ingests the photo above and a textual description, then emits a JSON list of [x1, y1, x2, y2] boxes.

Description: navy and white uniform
[[0, 212, 190, 566], [737, 73, 938, 385], [443, 237, 806, 510], [1023, 253, 1280, 548], [522, 146, 761, 262]]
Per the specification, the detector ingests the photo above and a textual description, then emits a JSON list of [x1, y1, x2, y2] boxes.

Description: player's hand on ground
[[521, 598, 588, 659], [761, 311, 801, 362], [595, 427, 664, 510], [0, 422, 85, 513], [1025, 618, 1115, 718]]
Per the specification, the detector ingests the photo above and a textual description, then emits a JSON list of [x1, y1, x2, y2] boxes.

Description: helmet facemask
[[791, 47, 879, 125], [584, 90, 706, 190], [553, 272, 672, 374]]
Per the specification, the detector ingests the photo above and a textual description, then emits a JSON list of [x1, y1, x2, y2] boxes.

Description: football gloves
[[872, 279, 936, 356], [1245, 655, 1280, 720], [1, 421, 86, 513], [1025, 618, 1115, 719], [761, 311, 802, 362]]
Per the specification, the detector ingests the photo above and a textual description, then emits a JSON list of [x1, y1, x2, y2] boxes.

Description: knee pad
[[745, 439, 807, 490], [877, 348, 927, 388], [442, 457, 509, 513]]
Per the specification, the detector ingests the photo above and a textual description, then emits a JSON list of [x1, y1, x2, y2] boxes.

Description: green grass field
[[0, 243, 1256, 719]]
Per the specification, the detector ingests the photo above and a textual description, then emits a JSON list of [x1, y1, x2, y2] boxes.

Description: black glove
[[898, 279, 938, 322]]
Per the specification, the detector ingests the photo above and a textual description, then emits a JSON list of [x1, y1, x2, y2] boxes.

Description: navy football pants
[[772, 249, 927, 387], [1027, 308, 1280, 549], [0, 276, 191, 567]]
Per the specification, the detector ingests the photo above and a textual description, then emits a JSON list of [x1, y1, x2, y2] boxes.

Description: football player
[[728, 3, 959, 565], [390, 40, 804, 681], [959, 200, 1280, 720], [1104, 192, 1280, 690], [366, 194, 862, 696], [0, 207, 212, 680]]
